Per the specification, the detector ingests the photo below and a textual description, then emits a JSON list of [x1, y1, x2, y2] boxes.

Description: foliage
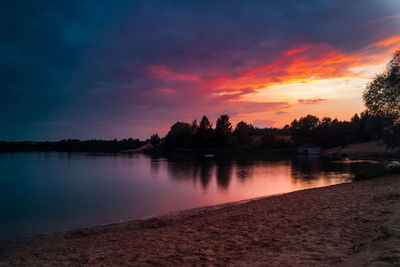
[[214, 114, 233, 148], [353, 162, 400, 181], [193, 115, 214, 148], [361, 50, 400, 148], [0, 138, 145, 152], [363, 50, 400, 122], [387, 162, 400, 173], [353, 166, 388, 181], [290, 115, 320, 145], [233, 121, 252, 146], [162, 122, 194, 150], [3, 110, 397, 154], [150, 134, 161, 146]]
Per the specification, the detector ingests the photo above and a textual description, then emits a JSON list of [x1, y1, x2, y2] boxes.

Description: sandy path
[[1, 175, 400, 266]]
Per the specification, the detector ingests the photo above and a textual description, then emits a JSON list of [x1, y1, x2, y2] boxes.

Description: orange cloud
[[203, 44, 361, 92], [284, 46, 309, 56], [202, 35, 400, 96], [376, 36, 400, 47]]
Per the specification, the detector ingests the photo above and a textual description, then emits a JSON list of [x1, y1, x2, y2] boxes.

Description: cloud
[[276, 111, 289, 115], [213, 101, 291, 116], [202, 39, 399, 93], [148, 65, 201, 82], [284, 46, 310, 56], [252, 119, 276, 128], [298, 98, 328, 104], [376, 36, 400, 47], [1, 0, 399, 140]]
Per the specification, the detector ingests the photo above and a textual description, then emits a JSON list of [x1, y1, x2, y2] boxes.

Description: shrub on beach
[[353, 167, 388, 181], [354, 162, 400, 181], [387, 162, 400, 174]]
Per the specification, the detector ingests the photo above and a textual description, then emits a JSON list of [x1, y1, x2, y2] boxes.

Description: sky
[[1, 0, 400, 141]]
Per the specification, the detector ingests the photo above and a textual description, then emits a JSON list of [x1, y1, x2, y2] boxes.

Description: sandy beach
[[1, 175, 400, 266]]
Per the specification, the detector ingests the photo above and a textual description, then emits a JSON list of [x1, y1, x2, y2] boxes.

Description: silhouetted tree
[[191, 120, 198, 132], [0, 138, 145, 152], [163, 122, 193, 150], [215, 114, 232, 148], [363, 49, 400, 122], [193, 115, 214, 148], [290, 115, 320, 145], [361, 50, 400, 147], [150, 133, 161, 146], [234, 121, 252, 146], [360, 111, 395, 141], [261, 131, 277, 148]]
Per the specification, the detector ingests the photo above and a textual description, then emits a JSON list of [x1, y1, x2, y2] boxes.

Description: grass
[[354, 167, 388, 181], [387, 162, 400, 173], [353, 162, 400, 181]]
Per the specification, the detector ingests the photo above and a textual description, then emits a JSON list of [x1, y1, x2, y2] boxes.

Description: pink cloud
[[148, 65, 201, 81], [298, 98, 328, 104], [252, 119, 276, 128]]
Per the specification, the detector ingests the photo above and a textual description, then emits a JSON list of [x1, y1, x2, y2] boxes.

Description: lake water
[[0, 152, 379, 239]]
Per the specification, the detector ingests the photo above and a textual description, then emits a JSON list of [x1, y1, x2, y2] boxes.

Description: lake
[[0, 152, 380, 239]]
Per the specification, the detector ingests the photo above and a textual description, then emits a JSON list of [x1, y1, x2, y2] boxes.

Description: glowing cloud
[[298, 98, 328, 105]]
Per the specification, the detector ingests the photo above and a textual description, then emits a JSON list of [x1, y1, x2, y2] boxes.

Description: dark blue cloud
[[1, 0, 399, 140]]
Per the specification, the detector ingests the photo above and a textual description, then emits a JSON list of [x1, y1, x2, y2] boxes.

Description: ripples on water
[[0, 152, 380, 239]]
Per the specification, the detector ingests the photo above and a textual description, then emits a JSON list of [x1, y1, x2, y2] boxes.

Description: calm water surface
[[0, 152, 379, 239]]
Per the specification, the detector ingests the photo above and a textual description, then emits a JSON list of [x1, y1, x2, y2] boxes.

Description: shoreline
[[2, 182, 351, 242], [2, 176, 400, 265]]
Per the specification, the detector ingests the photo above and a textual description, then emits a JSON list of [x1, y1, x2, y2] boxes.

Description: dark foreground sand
[[1, 176, 400, 266]]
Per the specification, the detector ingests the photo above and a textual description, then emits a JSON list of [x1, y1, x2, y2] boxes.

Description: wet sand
[[1, 175, 400, 266]]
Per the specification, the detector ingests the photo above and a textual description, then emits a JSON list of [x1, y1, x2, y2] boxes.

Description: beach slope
[[1, 175, 400, 266]]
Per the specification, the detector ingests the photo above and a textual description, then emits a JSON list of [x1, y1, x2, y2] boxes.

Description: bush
[[353, 166, 388, 181], [354, 163, 400, 181], [387, 162, 400, 174]]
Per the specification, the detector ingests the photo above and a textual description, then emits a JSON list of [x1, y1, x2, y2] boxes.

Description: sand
[[1, 175, 400, 266]]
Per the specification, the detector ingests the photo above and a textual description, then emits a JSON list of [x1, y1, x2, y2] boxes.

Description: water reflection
[[199, 161, 213, 189], [164, 156, 370, 190], [0, 152, 382, 240], [150, 158, 160, 176], [235, 159, 254, 180], [215, 160, 233, 188]]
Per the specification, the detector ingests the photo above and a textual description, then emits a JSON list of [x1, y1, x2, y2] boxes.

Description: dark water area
[[0, 152, 382, 240]]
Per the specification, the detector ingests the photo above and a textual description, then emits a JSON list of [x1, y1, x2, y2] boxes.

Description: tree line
[[157, 111, 396, 153], [0, 138, 145, 153]]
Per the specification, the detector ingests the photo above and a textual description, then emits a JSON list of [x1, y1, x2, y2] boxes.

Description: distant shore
[[1, 175, 400, 266]]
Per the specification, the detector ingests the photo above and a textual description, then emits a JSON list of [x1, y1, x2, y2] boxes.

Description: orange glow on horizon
[[146, 35, 399, 130]]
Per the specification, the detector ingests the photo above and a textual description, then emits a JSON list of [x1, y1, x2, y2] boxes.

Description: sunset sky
[[1, 0, 400, 140]]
